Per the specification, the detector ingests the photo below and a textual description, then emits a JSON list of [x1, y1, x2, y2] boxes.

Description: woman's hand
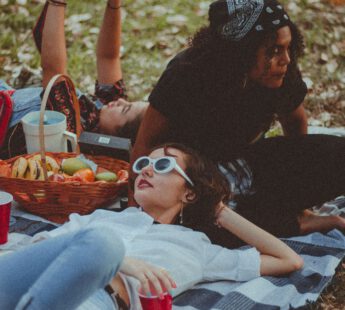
[[119, 257, 176, 297]]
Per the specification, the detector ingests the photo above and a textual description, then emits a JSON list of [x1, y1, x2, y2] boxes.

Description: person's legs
[[237, 134, 345, 236], [96, 0, 122, 85], [40, 1, 68, 87], [0, 228, 124, 310]]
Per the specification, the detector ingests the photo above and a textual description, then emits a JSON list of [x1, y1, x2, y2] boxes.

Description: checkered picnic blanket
[[5, 197, 345, 310], [174, 230, 345, 310]]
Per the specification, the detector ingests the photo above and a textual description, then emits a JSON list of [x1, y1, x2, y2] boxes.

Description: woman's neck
[[144, 206, 180, 225]]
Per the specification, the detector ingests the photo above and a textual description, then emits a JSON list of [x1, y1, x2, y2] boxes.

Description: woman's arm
[[128, 106, 170, 205], [279, 104, 308, 136], [216, 203, 304, 276], [96, 0, 122, 84], [41, 1, 67, 87]]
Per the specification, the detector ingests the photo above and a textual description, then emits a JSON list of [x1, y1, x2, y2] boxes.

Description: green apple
[[95, 172, 118, 182], [62, 158, 91, 176]]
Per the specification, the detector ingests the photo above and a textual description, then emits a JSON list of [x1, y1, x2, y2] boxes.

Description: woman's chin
[[134, 192, 150, 208]]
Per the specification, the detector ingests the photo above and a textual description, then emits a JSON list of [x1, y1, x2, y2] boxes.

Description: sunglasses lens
[[135, 158, 150, 172], [155, 158, 172, 172]]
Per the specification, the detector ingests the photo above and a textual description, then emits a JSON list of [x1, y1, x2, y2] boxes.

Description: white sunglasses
[[132, 156, 194, 186]]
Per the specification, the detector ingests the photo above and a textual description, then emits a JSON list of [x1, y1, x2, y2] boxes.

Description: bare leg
[[96, 0, 122, 84], [41, 1, 67, 87], [298, 209, 345, 235]]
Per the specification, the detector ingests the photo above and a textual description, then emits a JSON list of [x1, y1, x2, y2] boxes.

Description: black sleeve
[[148, 64, 199, 122], [275, 66, 307, 115]]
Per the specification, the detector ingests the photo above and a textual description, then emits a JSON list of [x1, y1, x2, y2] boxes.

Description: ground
[[0, 0, 344, 308]]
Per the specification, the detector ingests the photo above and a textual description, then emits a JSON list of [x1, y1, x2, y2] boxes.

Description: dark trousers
[[238, 134, 345, 236], [208, 135, 345, 248]]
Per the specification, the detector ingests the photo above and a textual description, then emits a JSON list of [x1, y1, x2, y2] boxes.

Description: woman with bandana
[[130, 0, 345, 243]]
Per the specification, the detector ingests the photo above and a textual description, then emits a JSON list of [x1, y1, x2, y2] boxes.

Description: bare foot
[[298, 210, 345, 235]]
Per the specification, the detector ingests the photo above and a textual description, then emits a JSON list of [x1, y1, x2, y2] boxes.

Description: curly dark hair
[[150, 143, 231, 230], [187, 21, 305, 89]]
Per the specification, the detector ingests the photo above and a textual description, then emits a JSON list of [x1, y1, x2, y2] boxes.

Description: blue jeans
[[0, 79, 87, 128], [0, 228, 125, 310]]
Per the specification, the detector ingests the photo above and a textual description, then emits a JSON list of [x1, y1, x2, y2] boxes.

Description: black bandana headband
[[209, 0, 291, 41]]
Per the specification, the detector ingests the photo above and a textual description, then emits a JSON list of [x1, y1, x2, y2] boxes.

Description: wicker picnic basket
[[0, 74, 129, 223]]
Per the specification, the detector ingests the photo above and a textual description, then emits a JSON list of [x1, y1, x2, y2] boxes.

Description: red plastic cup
[[139, 292, 172, 310], [0, 191, 13, 245]]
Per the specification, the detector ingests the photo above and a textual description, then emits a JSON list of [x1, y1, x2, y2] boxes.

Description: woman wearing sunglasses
[[0, 143, 302, 310]]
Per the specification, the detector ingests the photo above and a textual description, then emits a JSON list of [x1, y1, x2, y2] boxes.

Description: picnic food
[[48, 173, 65, 182], [11, 157, 28, 178], [27, 157, 45, 180], [0, 161, 11, 177], [31, 154, 60, 173], [117, 169, 129, 182], [95, 171, 118, 182], [73, 168, 95, 182], [2, 154, 127, 184], [61, 158, 91, 176]]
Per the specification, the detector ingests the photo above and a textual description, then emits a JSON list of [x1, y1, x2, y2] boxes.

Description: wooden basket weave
[[0, 74, 129, 223], [0, 152, 129, 223]]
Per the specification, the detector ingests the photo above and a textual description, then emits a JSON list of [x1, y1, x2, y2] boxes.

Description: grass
[[1, 0, 344, 308]]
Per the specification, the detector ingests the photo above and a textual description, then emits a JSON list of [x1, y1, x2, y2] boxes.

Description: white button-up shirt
[[33, 207, 260, 300]]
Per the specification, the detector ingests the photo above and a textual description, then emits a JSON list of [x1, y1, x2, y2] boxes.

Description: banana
[[24, 169, 31, 179], [27, 158, 44, 180], [11, 157, 28, 178], [30, 155, 60, 173]]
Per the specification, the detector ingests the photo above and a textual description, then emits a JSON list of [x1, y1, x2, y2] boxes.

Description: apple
[[48, 173, 65, 182]]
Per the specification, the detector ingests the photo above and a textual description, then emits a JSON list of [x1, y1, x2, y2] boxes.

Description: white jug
[[21, 111, 77, 153]]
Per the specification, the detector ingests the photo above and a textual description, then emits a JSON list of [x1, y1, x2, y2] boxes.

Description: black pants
[[208, 135, 345, 248], [238, 134, 345, 235]]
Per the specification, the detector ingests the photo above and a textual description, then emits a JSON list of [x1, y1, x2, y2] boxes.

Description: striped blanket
[[174, 230, 345, 309], [6, 204, 345, 310]]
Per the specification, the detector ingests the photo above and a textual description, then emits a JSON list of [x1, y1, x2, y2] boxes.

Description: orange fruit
[[73, 168, 95, 182]]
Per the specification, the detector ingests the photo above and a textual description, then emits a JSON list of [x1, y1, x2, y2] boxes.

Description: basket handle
[[39, 74, 82, 180]]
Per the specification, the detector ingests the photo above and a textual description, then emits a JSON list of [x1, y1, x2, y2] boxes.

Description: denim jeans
[[0, 80, 86, 128], [0, 228, 125, 310]]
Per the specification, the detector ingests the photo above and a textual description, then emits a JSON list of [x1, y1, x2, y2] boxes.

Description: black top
[[149, 49, 307, 162]]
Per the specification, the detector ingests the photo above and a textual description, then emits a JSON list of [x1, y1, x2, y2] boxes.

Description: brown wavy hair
[[151, 143, 230, 230]]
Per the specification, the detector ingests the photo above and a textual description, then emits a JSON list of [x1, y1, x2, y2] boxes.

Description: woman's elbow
[[287, 255, 304, 272]]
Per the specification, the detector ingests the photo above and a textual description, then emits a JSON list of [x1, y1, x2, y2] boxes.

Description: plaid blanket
[[174, 230, 345, 309], [5, 201, 345, 310]]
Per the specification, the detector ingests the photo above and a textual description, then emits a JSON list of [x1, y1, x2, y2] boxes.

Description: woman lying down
[[0, 143, 303, 310]]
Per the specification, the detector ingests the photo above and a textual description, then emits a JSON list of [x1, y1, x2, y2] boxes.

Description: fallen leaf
[[320, 53, 329, 63], [303, 77, 314, 89], [326, 60, 338, 73], [331, 44, 340, 56], [166, 15, 188, 26]]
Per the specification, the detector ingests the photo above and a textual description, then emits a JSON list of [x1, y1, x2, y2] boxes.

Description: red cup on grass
[[0, 191, 13, 245], [139, 292, 172, 310]]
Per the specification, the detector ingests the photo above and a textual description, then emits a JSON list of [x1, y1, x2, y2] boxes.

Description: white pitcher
[[21, 111, 77, 153]]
